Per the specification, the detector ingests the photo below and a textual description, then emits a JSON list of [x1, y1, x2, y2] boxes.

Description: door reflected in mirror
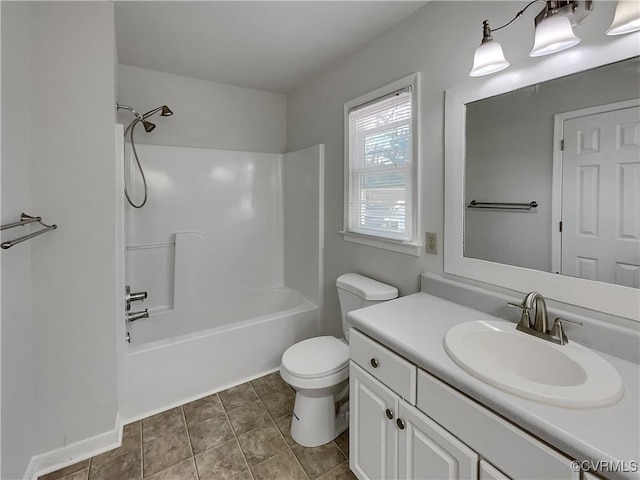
[[464, 57, 640, 289]]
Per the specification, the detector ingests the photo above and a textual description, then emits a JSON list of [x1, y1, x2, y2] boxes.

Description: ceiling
[[114, 1, 428, 94]]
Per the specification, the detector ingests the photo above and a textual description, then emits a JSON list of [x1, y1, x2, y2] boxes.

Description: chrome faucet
[[523, 291, 548, 333], [508, 292, 582, 345]]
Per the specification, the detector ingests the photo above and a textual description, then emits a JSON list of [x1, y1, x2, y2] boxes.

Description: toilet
[[279, 273, 398, 447]]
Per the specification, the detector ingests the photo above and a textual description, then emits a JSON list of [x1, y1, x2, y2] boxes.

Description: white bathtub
[[121, 286, 319, 421]]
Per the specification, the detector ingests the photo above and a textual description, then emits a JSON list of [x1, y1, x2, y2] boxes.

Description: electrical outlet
[[426, 232, 437, 254]]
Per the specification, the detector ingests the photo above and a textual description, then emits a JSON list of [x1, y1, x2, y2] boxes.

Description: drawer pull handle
[[370, 358, 379, 368], [385, 409, 394, 420], [396, 418, 405, 430]]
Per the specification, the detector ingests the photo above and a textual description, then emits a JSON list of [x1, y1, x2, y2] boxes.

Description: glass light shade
[[469, 40, 510, 77], [607, 0, 640, 35], [529, 14, 580, 57]]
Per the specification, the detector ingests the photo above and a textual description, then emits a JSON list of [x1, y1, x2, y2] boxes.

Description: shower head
[[142, 120, 156, 133], [118, 103, 173, 125], [119, 102, 171, 138], [142, 105, 174, 120]]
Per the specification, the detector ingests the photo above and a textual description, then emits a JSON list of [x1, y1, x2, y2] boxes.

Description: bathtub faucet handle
[[126, 285, 148, 311]]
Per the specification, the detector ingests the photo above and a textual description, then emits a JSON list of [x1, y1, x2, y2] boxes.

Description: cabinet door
[[398, 401, 478, 480], [350, 361, 399, 480], [480, 460, 511, 480]]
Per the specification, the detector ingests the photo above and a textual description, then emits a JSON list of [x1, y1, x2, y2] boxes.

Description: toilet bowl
[[279, 273, 398, 447]]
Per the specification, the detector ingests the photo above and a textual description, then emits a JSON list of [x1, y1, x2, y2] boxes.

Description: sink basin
[[444, 320, 624, 408]]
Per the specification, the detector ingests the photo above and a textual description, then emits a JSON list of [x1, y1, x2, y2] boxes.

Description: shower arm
[[142, 106, 164, 119], [117, 103, 144, 122]]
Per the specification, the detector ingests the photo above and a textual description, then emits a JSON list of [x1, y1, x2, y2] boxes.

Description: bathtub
[[121, 145, 323, 420], [121, 286, 319, 421]]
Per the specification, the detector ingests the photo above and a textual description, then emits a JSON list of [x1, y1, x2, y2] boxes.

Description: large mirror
[[464, 57, 639, 289], [444, 34, 640, 322]]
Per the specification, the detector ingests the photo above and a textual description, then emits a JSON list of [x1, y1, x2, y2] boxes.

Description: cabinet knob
[[385, 409, 394, 420], [370, 358, 379, 368], [396, 418, 405, 430]]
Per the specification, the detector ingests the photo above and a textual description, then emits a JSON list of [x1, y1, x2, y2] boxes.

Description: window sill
[[340, 231, 422, 257]]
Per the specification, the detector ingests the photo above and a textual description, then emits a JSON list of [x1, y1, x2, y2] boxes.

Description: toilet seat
[[281, 336, 349, 379]]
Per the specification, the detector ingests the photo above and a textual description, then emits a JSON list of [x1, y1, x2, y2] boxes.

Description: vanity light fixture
[[529, 9, 581, 57], [470, 0, 600, 77], [606, 0, 640, 35], [469, 20, 511, 77]]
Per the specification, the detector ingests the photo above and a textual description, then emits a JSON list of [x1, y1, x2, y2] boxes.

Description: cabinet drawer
[[350, 329, 416, 404], [417, 370, 579, 480]]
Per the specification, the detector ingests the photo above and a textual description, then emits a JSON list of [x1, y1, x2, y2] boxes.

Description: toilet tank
[[336, 273, 398, 340]]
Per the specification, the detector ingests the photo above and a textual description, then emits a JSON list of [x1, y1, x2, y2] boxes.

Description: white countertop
[[348, 292, 640, 480]]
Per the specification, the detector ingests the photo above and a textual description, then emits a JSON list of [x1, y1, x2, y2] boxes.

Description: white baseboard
[[23, 366, 286, 479], [22, 366, 282, 479], [24, 413, 123, 480]]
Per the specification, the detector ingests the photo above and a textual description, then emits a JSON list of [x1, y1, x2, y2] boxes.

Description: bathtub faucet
[[127, 309, 149, 322], [126, 285, 148, 311]]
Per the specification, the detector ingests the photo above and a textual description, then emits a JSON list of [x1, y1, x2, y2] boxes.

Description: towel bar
[[1, 213, 57, 249]]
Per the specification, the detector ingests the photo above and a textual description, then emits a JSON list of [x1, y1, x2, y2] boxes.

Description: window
[[343, 74, 420, 255]]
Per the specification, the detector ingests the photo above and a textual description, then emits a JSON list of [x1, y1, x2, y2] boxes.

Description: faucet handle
[[508, 302, 533, 329], [507, 302, 530, 310], [551, 318, 569, 345], [555, 316, 583, 327]]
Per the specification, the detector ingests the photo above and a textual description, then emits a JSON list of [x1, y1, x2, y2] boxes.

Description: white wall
[[1, 2, 119, 476], [465, 58, 639, 272], [283, 145, 324, 307], [117, 64, 287, 154], [286, 1, 623, 336], [1, 4, 35, 478]]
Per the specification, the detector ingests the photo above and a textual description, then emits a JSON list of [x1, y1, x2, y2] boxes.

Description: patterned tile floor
[[38, 373, 354, 480]]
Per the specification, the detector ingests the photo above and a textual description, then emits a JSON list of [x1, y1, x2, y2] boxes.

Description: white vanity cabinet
[[350, 328, 581, 480], [350, 329, 479, 480], [350, 362, 478, 480]]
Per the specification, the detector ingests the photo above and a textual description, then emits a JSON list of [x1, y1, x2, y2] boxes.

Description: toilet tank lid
[[336, 273, 398, 301]]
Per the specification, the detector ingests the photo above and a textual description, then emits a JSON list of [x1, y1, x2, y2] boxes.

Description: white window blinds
[[347, 87, 413, 241]]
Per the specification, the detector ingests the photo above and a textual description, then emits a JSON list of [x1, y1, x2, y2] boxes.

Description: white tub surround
[[283, 145, 324, 308], [122, 144, 324, 420], [125, 145, 285, 327], [347, 283, 639, 479]]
